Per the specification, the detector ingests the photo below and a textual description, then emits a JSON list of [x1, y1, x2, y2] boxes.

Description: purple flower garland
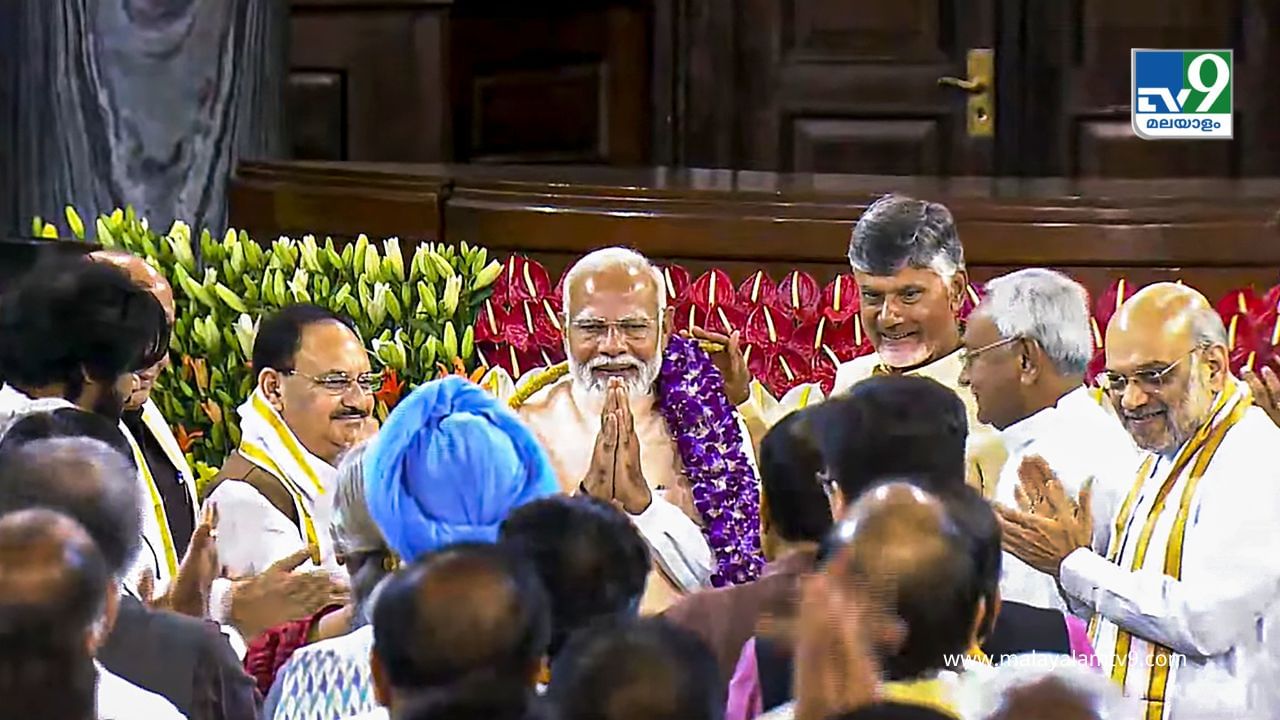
[[656, 334, 765, 586]]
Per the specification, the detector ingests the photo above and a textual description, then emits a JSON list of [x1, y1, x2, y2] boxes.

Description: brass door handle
[[939, 49, 994, 137], [937, 76, 987, 93]]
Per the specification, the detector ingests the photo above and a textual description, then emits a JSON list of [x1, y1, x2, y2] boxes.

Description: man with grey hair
[[516, 246, 727, 612], [997, 283, 1280, 718], [958, 268, 1136, 609]]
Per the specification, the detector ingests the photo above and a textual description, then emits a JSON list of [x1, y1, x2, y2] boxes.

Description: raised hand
[[226, 546, 350, 642], [1243, 366, 1280, 427], [682, 326, 751, 405], [157, 504, 220, 617], [581, 385, 621, 500]]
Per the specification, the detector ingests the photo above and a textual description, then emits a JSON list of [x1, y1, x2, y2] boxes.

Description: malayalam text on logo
[[1131, 49, 1233, 140]]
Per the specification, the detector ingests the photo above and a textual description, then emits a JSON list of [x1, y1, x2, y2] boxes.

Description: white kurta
[[995, 385, 1138, 611], [1060, 404, 1280, 719], [832, 350, 1008, 498], [97, 661, 187, 720]]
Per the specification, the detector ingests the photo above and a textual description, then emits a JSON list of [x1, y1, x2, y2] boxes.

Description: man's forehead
[[855, 266, 943, 289], [567, 266, 658, 315], [294, 321, 369, 371], [962, 311, 999, 342]]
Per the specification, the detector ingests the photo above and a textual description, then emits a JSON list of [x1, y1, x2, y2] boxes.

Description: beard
[[569, 349, 663, 399], [89, 385, 129, 420], [1122, 367, 1212, 455]]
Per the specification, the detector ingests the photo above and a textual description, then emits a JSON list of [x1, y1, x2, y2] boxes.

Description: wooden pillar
[[0, 0, 286, 237]]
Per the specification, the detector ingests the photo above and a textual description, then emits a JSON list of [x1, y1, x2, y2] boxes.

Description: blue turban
[[363, 376, 559, 560]]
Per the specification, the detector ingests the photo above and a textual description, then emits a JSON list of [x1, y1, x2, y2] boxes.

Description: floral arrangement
[[657, 334, 764, 586], [43, 207, 501, 489]]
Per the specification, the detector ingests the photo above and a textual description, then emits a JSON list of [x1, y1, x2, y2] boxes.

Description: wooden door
[[1017, 0, 1280, 177], [680, 0, 999, 175]]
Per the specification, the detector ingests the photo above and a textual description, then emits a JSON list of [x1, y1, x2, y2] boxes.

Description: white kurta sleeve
[[1059, 468, 1280, 658], [204, 480, 307, 579], [630, 495, 714, 591]]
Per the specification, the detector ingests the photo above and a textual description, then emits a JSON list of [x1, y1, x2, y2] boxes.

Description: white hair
[[1190, 307, 1229, 347], [562, 247, 666, 319], [968, 655, 1139, 720], [562, 247, 667, 398], [979, 268, 1093, 376]]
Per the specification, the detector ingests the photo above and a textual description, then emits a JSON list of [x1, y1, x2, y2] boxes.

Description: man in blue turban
[[364, 376, 559, 561]]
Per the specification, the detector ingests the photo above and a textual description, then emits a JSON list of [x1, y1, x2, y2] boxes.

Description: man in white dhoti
[[959, 268, 1136, 610], [729, 194, 1006, 496], [515, 247, 761, 612], [997, 283, 1280, 719]]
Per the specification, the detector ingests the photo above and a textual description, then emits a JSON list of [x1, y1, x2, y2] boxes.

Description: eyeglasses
[[569, 318, 656, 341], [283, 370, 382, 395], [1095, 349, 1198, 395], [959, 336, 1022, 368]]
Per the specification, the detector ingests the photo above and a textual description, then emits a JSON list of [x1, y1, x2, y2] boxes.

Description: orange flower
[[437, 357, 485, 384], [374, 368, 406, 409], [174, 424, 204, 453], [200, 399, 223, 425]]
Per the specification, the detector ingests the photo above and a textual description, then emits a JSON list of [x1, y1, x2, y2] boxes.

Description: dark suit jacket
[[99, 594, 260, 720], [756, 599, 1074, 713]]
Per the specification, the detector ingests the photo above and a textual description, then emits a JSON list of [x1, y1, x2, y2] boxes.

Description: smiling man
[[205, 304, 379, 579], [516, 247, 729, 613], [830, 193, 1006, 497], [997, 283, 1280, 719]]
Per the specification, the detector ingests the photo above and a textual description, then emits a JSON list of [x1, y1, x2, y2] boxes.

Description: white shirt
[[1060, 405, 1280, 719], [995, 386, 1138, 610], [97, 661, 186, 720]]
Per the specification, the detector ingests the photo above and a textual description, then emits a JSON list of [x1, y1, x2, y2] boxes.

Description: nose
[[1120, 378, 1150, 411], [598, 327, 628, 356], [877, 297, 903, 327], [958, 362, 971, 387]]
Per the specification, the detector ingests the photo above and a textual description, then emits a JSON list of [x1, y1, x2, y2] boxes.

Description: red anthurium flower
[[820, 274, 859, 323], [772, 271, 820, 323], [510, 299, 561, 349], [810, 348, 839, 395], [375, 368, 407, 409], [763, 347, 811, 397], [743, 305, 795, 350], [504, 256, 554, 303], [658, 264, 692, 307], [824, 316, 874, 362], [788, 316, 840, 363], [741, 342, 771, 384], [1217, 288, 1263, 326], [1224, 312, 1272, 376], [1095, 278, 1140, 338], [736, 270, 777, 310], [473, 298, 510, 344], [958, 282, 985, 323], [477, 342, 549, 380], [673, 302, 745, 337], [688, 269, 738, 312]]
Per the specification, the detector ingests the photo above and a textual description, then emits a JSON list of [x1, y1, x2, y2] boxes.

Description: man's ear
[[1019, 338, 1040, 384], [370, 648, 392, 707], [949, 270, 970, 314], [259, 368, 285, 411], [1204, 344, 1229, 393]]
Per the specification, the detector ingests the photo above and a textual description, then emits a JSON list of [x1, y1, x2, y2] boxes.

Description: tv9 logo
[[1132, 50, 1232, 140]]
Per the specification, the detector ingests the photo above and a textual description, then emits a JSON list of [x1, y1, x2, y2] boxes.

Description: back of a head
[[0, 257, 168, 391], [252, 303, 357, 373], [758, 408, 834, 544], [815, 376, 968, 500], [0, 421, 141, 578], [372, 542, 550, 720], [831, 480, 986, 680], [848, 194, 964, 277], [500, 495, 650, 658], [330, 442, 392, 625], [549, 617, 724, 720], [976, 658, 1135, 720], [0, 509, 110, 720]]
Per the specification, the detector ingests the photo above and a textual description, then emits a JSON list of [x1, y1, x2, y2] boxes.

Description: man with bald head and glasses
[[205, 304, 379, 581], [997, 283, 1280, 719]]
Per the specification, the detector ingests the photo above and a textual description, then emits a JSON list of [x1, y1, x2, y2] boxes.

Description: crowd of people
[[0, 193, 1276, 720]]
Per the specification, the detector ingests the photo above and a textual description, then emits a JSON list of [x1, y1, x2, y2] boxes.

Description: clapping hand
[[994, 456, 1093, 577], [581, 378, 653, 515], [139, 504, 220, 618], [1243, 366, 1280, 427]]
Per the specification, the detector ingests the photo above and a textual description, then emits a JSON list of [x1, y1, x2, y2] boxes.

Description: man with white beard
[[516, 247, 755, 612]]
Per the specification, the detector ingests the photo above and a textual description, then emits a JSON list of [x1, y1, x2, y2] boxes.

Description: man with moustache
[[998, 283, 1280, 719], [958, 268, 1136, 611], [727, 194, 1005, 497], [515, 247, 735, 612], [205, 304, 379, 579]]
